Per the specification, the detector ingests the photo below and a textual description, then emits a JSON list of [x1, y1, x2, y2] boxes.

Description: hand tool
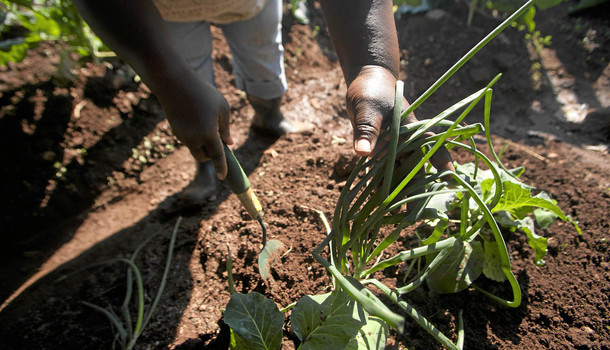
[[223, 144, 267, 248]]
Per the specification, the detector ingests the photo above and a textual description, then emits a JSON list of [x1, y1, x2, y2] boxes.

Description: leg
[[219, 0, 296, 136], [219, 0, 286, 99], [164, 20, 215, 85], [164, 20, 218, 204]]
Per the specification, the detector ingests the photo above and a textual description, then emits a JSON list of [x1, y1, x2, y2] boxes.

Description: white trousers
[[164, 0, 287, 100]]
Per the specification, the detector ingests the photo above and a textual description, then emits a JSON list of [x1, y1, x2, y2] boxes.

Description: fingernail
[[355, 139, 372, 154]]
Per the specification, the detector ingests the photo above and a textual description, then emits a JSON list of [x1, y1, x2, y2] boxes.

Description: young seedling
[[82, 217, 182, 350]]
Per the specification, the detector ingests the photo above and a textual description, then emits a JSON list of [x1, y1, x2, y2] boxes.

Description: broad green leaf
[[492, 182, 566, 220], [345, 316, 388, 350], [455, 162, 479, 180], [508, 166, 525, 178], [478, 170, 533, 203], [482, 238, 505, 282], [480, 178, 495, 203], [494, 210, 520, 233], [494, 212, 548, 265], [456, 163, 529, 188], [230, 328, 245, 349], [291, 290, 366, 350], [516, 216, 547, 265], [258, 239, 285, 282], [20, 11, 61, 37], [427, 191, 456, 213], [426, 240, 484, 293], [534, 207, 559, 230], [224, 292, 284, 350]]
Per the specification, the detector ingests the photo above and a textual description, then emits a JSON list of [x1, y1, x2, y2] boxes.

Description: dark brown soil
[[1, 1, 609, 349]]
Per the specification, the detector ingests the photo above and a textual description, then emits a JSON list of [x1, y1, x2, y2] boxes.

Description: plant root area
[[1, 2, 609, 349]]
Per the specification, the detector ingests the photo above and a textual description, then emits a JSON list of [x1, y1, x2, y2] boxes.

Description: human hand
[[346, 65, 454, 173], [158, 76, 234, 180]]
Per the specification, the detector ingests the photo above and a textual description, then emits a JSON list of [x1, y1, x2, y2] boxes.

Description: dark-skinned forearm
[[320, 0, 400, 84], [73, 0, 191, 95]]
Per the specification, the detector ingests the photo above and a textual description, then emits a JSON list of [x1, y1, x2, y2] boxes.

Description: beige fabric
[[153, 0, 267, 23]]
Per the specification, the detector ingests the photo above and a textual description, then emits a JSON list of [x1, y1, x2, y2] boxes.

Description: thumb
[[346, 66, 397, 156], [351, 104, 383, 156]]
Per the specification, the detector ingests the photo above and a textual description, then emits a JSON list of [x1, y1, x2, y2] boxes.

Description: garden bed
[[1, 1, 609, 349]]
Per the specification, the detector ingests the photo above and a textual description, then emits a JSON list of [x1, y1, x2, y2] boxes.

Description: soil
[[1, 1, 609, 349]]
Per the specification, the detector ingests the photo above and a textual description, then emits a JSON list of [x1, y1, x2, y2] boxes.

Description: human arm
[[320, 0, 400, 156], [73, 0, 233, 178], [320, 0, 453, 172]]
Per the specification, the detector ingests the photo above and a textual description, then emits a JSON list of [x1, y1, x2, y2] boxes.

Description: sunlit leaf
[[345, 316, 388, 350], [291, 290, 366, 350], [482, 238, 505, 281], [516, 216, 548, 265], [492, 182, 566, 220], [224, 293, 284, 350]]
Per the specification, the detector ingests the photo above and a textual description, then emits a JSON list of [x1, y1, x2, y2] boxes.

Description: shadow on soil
[[0, 129, 278, 349], [0, 75, 161, 302]]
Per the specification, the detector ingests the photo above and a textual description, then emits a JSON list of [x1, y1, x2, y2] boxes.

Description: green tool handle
[[223, 144, 263, 219], [223, 144, 251, 194]]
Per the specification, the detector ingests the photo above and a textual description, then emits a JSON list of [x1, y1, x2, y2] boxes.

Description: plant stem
[[364, 279, 461, 350]]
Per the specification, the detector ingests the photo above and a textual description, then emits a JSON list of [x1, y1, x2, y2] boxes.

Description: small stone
[[264, 149, 279, 158], [333, 152, 358, 178], [42, 151, 56, 161], [310, 98, 320, 109], [547, 237, 560, 253], [426, 9, 446, 21]]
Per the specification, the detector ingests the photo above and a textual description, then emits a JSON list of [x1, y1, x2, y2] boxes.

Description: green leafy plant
[[0, 0, 110, 65], [306, 1, 579, 348], [81, 217, 181, 350], [223, 0, 579, 348], [224, 290, 389, 350], [224, 227, 389, 350]]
